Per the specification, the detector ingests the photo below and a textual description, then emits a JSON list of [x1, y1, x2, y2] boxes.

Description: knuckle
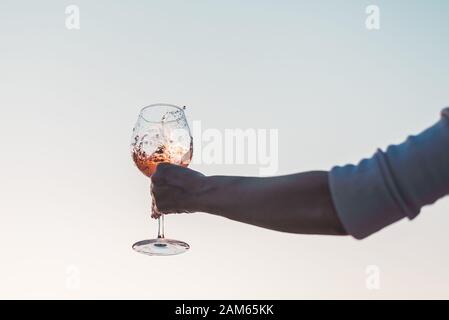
[[151, 172, 164, 184], [152, 163, 175, 182], [156, 162, 171, 172]]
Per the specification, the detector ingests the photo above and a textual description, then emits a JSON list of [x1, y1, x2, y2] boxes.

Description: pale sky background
[[0, 0, 449, 299]]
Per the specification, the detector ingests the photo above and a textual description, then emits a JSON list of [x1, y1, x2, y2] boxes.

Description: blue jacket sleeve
[[329, 108, 449, 239]]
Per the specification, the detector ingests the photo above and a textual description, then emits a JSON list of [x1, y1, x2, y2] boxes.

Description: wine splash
[[132, 141, 192, 177]]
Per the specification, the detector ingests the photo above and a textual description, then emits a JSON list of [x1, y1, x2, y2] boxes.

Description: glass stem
[[157, 215, 165, 238]]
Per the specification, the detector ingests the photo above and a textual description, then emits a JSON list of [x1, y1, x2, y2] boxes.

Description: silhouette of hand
[[151, 163, 206, 218]]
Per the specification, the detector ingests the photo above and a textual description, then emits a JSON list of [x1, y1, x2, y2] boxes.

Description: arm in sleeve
[[329, 108, 449, 239]]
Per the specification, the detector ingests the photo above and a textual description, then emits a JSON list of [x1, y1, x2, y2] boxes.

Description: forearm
[[191, 171, 347, 236]]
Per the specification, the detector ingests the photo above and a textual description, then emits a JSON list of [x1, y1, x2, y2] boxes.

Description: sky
[[0, 0, 449, 299]]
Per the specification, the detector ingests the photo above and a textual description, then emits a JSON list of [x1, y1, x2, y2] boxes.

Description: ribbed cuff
[[329, 152, 407, 240]]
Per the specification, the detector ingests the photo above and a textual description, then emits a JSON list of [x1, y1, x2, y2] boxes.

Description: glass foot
[[132, 238, 190, 256]]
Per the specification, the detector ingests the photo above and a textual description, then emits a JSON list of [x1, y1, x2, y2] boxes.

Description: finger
[[150, 184, 161, 215], [152, 164, 174, 184], [150, 184, 159, 218], [153, 162, 175, 178], [151, 197, 162, 219]]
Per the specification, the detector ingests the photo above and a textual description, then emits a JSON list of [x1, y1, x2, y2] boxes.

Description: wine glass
[[131, 103, 193, 256]]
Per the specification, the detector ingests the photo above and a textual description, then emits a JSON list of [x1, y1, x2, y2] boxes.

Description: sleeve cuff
[[329, 151, 408, 240]]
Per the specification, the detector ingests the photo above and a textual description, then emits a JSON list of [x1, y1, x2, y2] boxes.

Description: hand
[[151, 163, 206, 219]]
